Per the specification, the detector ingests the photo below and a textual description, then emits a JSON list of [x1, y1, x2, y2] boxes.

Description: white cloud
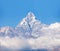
[[28, 36, 60, 50], [28, 22, 60, 50], [0, 37, 29, 50], [48, 22, 60, 29], [0, 22, 60, 50]]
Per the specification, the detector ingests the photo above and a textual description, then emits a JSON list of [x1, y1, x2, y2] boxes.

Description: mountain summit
[[16, 12, 43, 38], [26, 12, 35, 20], [0, 12, 44, 38], [17, 12, 36, 27]]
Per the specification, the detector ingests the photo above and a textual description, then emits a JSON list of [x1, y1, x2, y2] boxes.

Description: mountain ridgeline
[[0, 12, 45, 38]]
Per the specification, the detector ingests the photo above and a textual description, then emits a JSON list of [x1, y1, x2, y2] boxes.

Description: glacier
[[0, 12, 60, 51]]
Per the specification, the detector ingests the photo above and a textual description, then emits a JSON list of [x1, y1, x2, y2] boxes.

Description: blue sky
[[0, 0, 60, 27]]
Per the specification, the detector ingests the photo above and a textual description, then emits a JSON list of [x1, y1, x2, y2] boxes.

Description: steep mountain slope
[[0, 12, 47, 38], [0, 26, 16, 37], [16, 12, 46, 38]]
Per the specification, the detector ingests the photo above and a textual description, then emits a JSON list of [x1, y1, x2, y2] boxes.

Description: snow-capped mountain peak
[[0, 12, 43, 38], [16, 12, 43, 38], [17, 12, 36, 27], [26, 12, 35, 19]]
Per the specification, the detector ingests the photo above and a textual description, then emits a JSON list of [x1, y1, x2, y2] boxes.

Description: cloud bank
[[0, 22, 60, 50]]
